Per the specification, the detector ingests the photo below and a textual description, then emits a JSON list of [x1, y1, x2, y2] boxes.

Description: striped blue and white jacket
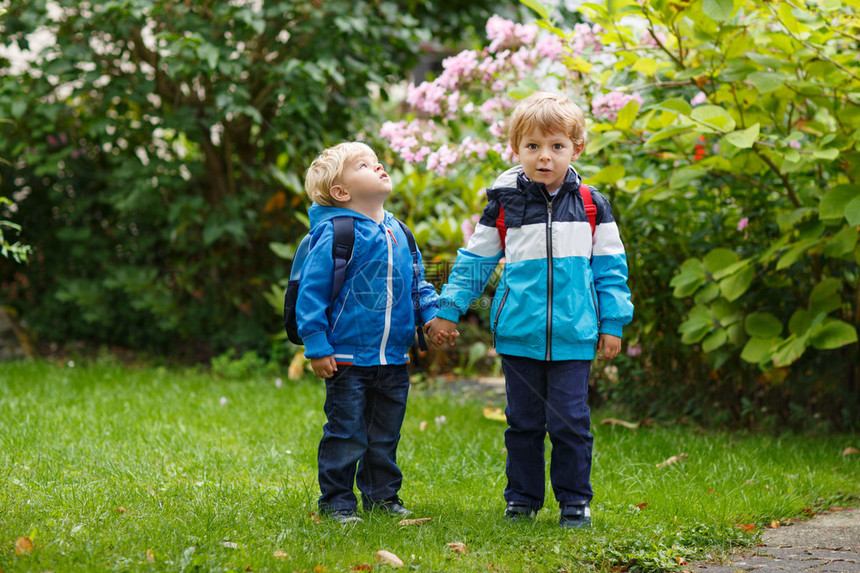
[[437, 165, 633, 361]]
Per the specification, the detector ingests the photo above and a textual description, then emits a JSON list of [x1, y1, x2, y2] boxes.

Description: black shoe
[[559, 503, 591, 529], [370, 498, 412, 516], [504, 501, 538, 522], [327, 509, 364, 524]]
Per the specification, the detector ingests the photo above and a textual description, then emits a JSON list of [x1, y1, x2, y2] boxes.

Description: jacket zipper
[[545, 200, 553, 361], [492, 287, 510, 348], [379, 223, 394, 365]]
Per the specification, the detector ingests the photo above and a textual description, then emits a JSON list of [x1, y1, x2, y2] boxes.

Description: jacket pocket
[[491, 287, 510, 347], [330, 288, 351, 334], [590, 283, 601, 330]]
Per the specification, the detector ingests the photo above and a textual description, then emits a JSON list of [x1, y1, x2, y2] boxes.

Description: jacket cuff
[[600, 320, 624, 338], [303, 331, 334, 359], [436, 307, 461, 322], [420, 306, 439, 325]]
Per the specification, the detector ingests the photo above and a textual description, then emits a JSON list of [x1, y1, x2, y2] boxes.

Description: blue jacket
[[437, 166, 633, 361], [297, 204, 439, 366]]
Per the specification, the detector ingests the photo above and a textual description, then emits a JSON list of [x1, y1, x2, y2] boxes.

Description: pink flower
[[626, 344, 642, 357], [460, 214, 481, 242], [789, 140, 801, 150], [570, 23, 604, 55], [691, 91, 707, 106], [536, 35, 564, 60], [592, 91, 644, 123], [737, 217, 749, 231]]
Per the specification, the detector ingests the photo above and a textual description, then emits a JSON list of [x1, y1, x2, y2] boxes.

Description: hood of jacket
[[308, 202, 391, 230]]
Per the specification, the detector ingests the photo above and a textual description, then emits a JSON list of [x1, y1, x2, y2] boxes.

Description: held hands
[[597, 333, 621, 361], [424, 317, 460, 347], [310, 355, 337, 378]]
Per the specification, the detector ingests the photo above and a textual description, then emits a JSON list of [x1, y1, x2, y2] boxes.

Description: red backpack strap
[[580, 184, 597, 236], [495, 205, 508, 250]]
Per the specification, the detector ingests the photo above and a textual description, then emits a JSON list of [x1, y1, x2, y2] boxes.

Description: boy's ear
[[329, 184, 350, 203], [571, 141, 585, 161]]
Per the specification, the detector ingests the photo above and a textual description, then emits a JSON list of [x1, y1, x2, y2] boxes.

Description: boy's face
[[332, 150, 392, 203], [515, 128, 583, 193]]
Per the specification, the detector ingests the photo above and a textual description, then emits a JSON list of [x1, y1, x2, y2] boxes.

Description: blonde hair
[[304, 141, 375, 206], [508, 91, 587, 151]]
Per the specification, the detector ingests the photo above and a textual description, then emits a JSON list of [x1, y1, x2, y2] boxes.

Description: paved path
[[690, 506, 860, 572]]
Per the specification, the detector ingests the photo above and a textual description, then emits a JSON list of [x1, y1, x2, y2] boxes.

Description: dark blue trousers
[[501, 355, 593, 509], [317, 364, 410, 513]]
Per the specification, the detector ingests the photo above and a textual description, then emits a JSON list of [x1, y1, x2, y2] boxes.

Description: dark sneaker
[[328, 509, 364, 524], [559, 503, 591, 529], [504, 501, 538, 522], [369, 498, 412, 516]]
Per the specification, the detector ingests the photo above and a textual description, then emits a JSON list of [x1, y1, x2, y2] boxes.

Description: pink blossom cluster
[[592, 91, 644, 123], [380, 119, 435, 164], [426, 145, 460, 177], [380, 15, 622, 177], [460, 213, 481, 242], [570, 23, 604, 55], [486, 14, 538, 53]]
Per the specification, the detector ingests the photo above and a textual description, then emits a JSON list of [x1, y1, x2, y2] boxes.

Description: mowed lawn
[[1, 359, 858, 572]]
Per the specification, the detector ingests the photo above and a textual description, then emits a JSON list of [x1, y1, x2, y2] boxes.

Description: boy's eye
[[527, 144, 538, 150], [553, 144, 565, 150]]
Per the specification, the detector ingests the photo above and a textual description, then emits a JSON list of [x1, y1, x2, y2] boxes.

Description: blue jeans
[[502, 355, 593, 509], [317, 364, 410, 513]]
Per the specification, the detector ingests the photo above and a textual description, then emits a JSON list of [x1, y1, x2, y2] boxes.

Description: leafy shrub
[[374, 0, 860, 429]]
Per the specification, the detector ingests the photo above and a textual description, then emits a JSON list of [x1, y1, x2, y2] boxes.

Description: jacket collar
[[516, 167, 582, 201]]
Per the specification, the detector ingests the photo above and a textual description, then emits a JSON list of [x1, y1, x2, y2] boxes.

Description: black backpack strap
[[396, 218, 428, 352], [329, 216, 354, 309]]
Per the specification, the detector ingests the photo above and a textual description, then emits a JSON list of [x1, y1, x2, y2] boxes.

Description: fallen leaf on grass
[[736, 523, 756, 532], [375, 550, 404, 568], [314, 566, 328, 573], [483, 408, 506, 422], [656, 453, 688, 468], [419, 421, 429, 431], [116, 506, 128, 514], [351, 565, 372, 571], [635, 502, 648, 510], [600, 418, 639, 430], [273, 551, 289, 559], [146, 548, 155, 563], [447, 542, 468, 554], [397, 517, 432, 526], [768, 520, 780, 529], [309, 512, 322, 524], [15, 536, 34, 555], [843, 447, 859, 456]]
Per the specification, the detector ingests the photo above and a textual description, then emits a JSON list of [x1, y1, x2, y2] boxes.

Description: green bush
[[374, 0, 860, 429]]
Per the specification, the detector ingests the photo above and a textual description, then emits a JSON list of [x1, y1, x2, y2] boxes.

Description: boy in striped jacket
[[426, 92, 634, 528]]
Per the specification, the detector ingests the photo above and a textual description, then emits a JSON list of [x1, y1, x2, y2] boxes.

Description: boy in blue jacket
[[297, 141, 439, 524], [426, 92, 634, 528]]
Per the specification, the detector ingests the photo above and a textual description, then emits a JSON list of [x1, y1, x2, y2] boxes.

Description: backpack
[[284, 216, 428, 351], [495, 183, 597, 249]]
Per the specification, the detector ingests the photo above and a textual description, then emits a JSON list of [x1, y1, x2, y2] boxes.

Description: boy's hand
[[597, 334, 621, 360], [425, 317, 460, 347], [310, 355, 337, 378]]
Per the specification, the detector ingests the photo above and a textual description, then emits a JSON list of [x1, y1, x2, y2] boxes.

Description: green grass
[[1, 359, 857, 572]]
